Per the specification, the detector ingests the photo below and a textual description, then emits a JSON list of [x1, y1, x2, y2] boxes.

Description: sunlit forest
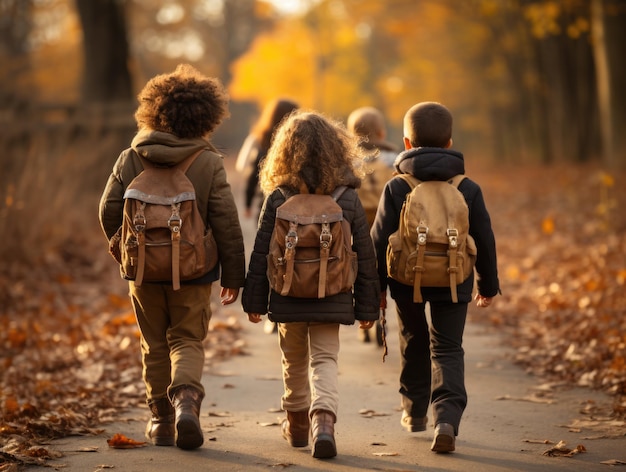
[[1, 0, 625, 467]]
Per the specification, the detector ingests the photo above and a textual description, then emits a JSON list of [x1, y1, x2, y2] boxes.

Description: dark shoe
[[311, 410, 337, 459], [172, 386, 204, 450], [401, 410, 428, 432], [431, 423, 455, 453], [281, 410, 310, 447], [145, 397, 175, 446]]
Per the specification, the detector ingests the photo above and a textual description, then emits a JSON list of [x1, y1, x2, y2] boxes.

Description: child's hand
[[247, 313, 263, 323], [380, 291, 387, 309], [359, 320, 375, 330], [220, 287, 239, 305], [475, 294, 493, 308]]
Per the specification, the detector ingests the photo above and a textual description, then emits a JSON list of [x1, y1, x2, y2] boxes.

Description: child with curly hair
[[242, 110, 380, 459], [99, 64, 245, 450]]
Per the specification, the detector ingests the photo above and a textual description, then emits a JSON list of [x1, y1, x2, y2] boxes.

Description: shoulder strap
[[449, 174, 466, 188], [277, 187, 294, 200], [135, 148, 205, 173], [331, 185, 348, 201], [176, 149, 205, 173], [397, 173, 420, 189]]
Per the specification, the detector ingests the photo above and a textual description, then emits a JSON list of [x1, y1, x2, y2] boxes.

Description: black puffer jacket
[[370, 147, 500, 303], [242, 187, 380, 324]]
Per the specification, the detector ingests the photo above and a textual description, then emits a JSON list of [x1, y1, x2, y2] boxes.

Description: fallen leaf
[[106, 433, 146, 449], [600, 459, 626, 465], [259, 421, 281, 427], [542, 440, 586, 457]]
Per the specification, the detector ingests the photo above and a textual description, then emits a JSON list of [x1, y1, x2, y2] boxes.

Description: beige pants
[[129, 282, 212, 402], [278, 322, 340, 417]]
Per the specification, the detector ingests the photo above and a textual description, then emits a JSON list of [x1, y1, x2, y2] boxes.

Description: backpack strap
[[397, 173, 420, 190], [134, 202, 147, 287], [449, 174, 466, 187], [331, 185, 348, 200], [170, 149, 204, 290], [317, 186, 349, 297], [412, 223, 428, 303]]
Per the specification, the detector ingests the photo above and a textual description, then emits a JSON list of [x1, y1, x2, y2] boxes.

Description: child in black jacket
[[242, 110, 380, 459], [370, 101, 500, 453]]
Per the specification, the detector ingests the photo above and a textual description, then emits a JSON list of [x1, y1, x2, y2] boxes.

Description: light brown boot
[[310, 409, 337, 459], [172, 386, 204, 450], [281, 410, 310, 447], [145, 397, 175, 446]]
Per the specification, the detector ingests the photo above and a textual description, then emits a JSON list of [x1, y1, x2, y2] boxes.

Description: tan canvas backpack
[[109, 149, 218, 290], [386, 174, 477, 303], [357, 158, 394, 228], [267, 186, 357, 299]]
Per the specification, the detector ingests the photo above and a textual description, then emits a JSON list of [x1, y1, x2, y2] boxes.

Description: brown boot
[[281, 410, 310, 447], [145, 397, 175, 446], [310, 409, 336, 459], [172, 386, 204, 450]]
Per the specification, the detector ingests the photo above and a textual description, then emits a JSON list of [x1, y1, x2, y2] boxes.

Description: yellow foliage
[[524, 2, 562, 38], [229, 21, 316, 108]]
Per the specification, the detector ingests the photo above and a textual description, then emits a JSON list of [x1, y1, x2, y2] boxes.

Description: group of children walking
[[99, 64, 500, 459]]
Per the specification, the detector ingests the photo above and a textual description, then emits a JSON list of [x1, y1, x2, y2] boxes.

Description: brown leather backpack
[[386, 174, 477, 303], [109, 149, 218, 290], [267, 186, 357, 298]]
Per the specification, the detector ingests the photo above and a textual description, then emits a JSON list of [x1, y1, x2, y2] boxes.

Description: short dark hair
[[403, 102, 452, 148], [134, 64, 229, 139]]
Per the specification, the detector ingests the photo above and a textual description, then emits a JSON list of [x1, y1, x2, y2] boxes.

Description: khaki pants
[[129, 282, 212, 402], [278, 322, 340, 417]]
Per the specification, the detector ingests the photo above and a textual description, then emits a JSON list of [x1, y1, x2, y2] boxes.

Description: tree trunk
[[74, 0, 132, 104], [590, 0, 614, 167]]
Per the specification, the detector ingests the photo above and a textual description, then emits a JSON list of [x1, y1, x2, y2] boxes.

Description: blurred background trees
[[1, 0, 625, 262]]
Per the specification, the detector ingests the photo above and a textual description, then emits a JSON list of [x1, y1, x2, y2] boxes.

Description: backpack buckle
[[134, 203, 146, 232], [416, 225, 428, 245], [447, 229, 458, 248], [168, 203, 182, 233], [320, 222, 332, 249], [285, 221, 298, 250], [168, 215, 182, 233]]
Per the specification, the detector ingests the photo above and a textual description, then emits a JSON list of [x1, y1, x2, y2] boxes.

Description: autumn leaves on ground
[[1, 163, 625, 469]]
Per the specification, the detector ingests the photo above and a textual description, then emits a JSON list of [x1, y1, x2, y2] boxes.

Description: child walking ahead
[[242, 110, 380, 459], [371, 102, 500, 453], [99, 64, 245, 450]]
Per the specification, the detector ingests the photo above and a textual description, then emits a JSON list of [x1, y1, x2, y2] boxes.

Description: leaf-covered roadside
[[472, 163, 626, 420], [0, 247, 245, 469]]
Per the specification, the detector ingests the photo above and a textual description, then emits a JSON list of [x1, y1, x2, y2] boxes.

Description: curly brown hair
[[259, 110, 364, 195], [134, 64, 229, 139]]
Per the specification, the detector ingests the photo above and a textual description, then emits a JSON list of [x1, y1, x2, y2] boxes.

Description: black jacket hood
[[394, 147, 465, 181]]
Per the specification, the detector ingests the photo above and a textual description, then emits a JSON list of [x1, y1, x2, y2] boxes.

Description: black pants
[[393, 296, 468, 435]]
